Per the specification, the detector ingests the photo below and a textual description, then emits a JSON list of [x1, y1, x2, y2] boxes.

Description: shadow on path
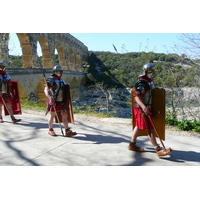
[[74, 133, 128, 144], [160, 149, 200, 164]]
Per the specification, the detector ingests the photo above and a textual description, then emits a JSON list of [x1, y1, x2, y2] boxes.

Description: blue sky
[[71, 33, 182, 53], [8, 33, 183, 56]]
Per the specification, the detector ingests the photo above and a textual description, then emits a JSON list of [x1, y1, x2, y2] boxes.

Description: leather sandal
[[48, 128, 57, 136], [155, 145, 163, 152], [65, 128, 77, 137], [156, 147, 172, 157], [128, 142, 144, 152]]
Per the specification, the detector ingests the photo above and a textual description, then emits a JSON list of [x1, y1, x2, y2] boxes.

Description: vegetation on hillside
[[85, 50, 199, 89]]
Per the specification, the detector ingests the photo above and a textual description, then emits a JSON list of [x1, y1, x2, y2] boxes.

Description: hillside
[[85, 51, 199, 89]]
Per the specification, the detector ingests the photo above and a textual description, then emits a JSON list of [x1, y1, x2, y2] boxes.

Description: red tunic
[[47, 101, 62, 112], [133, 75, 154, 129]]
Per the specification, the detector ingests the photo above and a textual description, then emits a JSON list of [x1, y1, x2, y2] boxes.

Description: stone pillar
[[0, 33, 9, 63], [22, 55, 34, 68], [64, 49, 69, 70], [29, 38, 39, 68], [43, 57, 53, 68]]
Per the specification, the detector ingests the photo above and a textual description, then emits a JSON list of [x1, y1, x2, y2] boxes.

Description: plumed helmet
[[0, 62, 6, 71]]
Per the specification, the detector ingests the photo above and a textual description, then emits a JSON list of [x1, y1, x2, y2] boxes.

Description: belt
[[135, 104, 152, 108]]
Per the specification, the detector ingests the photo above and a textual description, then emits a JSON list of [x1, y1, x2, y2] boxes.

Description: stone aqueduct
[[0, 33, 89, 105]]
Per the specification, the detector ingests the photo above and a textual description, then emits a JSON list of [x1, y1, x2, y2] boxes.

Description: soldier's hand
[[142, 106, 150, 115]]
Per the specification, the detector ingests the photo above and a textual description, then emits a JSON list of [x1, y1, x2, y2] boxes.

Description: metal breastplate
[[0, 73, 10, 94], [143, 89, 152, 105], [49, 79, 66, 102], [143, 80, 156, 106]]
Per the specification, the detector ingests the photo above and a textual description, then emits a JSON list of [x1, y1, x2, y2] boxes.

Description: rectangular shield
[[55, 84, 75, 124], [4, 81, 22, 116]]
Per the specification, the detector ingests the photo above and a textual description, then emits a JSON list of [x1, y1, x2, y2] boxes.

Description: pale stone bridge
[[0, 33, 89, 104], [7, 68, 86, 105]]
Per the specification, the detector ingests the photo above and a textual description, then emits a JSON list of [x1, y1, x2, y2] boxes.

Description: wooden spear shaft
[[147, 114, 166, 149]]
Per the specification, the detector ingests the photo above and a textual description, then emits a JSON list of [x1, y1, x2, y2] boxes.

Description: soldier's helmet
[[0, 62, 6, 71], [143, 63, 155, 78], [53, 65, 63, 76]]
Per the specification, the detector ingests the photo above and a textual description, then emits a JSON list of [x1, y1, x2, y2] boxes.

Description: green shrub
[[177, 120, 194, 131], [166, 116, 200, 134], [166, 117, 178, 126], [193, 120, 200, 133]]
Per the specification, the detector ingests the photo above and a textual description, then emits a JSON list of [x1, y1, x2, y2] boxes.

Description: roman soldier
[[44, 65, 77, 137], [129, 63, 172, 157], [0, 62, 21, 123]]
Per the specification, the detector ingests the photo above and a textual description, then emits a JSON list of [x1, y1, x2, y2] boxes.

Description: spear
[[112, 44, 126, 69], [112, 44, 129, 86]]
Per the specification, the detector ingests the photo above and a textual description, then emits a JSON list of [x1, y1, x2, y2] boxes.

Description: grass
[[21, 102, 46, 111], [21, 101, 113, 118], [73, 109, 112, 118]]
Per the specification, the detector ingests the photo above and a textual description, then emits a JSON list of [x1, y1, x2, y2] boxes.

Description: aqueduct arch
[[0, 33, 89, 104], [1, 33, 88, 71]]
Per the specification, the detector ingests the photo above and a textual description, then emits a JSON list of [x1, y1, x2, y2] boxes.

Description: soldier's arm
[[135, 95, 150, 115], [44, 85, 55, 105]]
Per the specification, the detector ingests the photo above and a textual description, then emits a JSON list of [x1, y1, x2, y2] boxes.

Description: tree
[[176, 33, 200, 60], [88, 83, 110, 114]]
